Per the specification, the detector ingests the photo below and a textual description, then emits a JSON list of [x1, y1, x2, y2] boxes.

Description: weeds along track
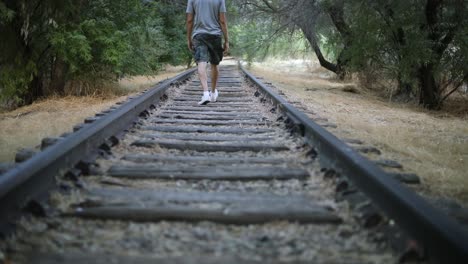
[[0, 63, 467, 263]]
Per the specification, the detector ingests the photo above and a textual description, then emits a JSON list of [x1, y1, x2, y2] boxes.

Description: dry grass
[[250, 60, 468, 204], [0, 67, 185, 163], [0, 96, 123, 162], [118, 66, 186, 92], [56, 66, 187, 97]]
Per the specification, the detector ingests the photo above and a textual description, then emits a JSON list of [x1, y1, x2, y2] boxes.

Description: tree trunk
[[393, 67, 413, 100], [300, 26, 338, 75], [22, 75, 44, 105], [50, 57, 69, 95], [286, 1, 340, 77], [335, 50, 348, 80], [416, 0, 442, 109], [395, 77, 413, 99], [325, 0, 350, 79], [418, 64, 440, 109], [20, 33, 43, 105], [326, 0, 351, 40]]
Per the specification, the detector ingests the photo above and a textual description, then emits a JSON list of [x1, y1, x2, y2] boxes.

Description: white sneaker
[[211, 89, 218, 102], [198, 93, 211, 105]]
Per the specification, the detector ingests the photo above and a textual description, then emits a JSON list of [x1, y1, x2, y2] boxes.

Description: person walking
[[186, 0, 229, 105]]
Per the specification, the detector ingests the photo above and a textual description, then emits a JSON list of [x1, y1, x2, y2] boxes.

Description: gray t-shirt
[[186, 0, 226, 38]]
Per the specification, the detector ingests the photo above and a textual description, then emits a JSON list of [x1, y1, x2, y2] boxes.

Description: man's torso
[[187, 0, 226, 38]]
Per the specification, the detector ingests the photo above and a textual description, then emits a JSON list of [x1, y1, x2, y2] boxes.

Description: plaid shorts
[[193, 34, 223, 65]]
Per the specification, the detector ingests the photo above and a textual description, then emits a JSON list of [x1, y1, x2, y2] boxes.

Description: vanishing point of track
[[0, 60, 467, 263]]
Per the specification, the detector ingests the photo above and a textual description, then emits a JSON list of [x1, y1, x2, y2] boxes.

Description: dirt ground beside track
[[0, 67, 184, 163], [250, 60, 468, 205]]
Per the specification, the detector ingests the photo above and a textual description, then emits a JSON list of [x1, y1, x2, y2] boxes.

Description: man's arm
[[219, 12, 229, 54], [186, 13, 194, 51]]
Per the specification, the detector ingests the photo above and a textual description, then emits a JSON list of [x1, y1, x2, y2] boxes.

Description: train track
[[0, 60, 467, 263]]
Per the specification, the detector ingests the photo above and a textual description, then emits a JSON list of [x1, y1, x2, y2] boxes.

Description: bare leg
[[211, 64, 219, 92], [198, 62, 209, 92]]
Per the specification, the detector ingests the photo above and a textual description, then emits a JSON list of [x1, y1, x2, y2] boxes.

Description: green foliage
[[0, 0, 64, 105], [448, 20, 468, 83], [0, 0, 191, 107], [230, 10, 309, 63], [342, 1, 418, 77], [311, 0, 468, 106], [235, 0, 467, 107], [313, 4, 341, 61], [0, 60, 36, 104], [50, 29, 93, 73], [0, 2, 14, 24], [49, 0, 170, 80], [231, 20, 270, 63], [154, 1, 192, 66], [2, 0, 465, 109]]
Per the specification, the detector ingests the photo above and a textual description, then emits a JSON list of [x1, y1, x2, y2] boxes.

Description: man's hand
[[219, 13, 229, 56], [223, 41, 230, 55], [188, 39, 193, 52]]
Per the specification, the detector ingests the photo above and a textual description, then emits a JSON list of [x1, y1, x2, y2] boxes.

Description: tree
[[237, 0, 354, 79], [151, 0, 192, 67], [0, 0, 191, 107], [0, 0, 74, 104], [417, 0, 467, 108], [237, 0, 468, 109], [49, 0, 170, 88], [344, 0, 467, 108]]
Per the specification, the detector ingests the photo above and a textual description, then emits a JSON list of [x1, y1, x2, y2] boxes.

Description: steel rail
[[240, 64, 468, 263], [0, 68, 196, 232]]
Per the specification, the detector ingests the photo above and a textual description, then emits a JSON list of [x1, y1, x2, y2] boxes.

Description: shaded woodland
[[1, 0, 467, 109], [236, 0, 467, 109], [0, 0, 190, 106]]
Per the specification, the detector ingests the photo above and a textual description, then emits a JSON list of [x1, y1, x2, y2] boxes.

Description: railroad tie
[[22, 252, 313, 264], [69, 188, 341, 224], [107, 165, 309, 181], [138, 125, 274, 134]]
